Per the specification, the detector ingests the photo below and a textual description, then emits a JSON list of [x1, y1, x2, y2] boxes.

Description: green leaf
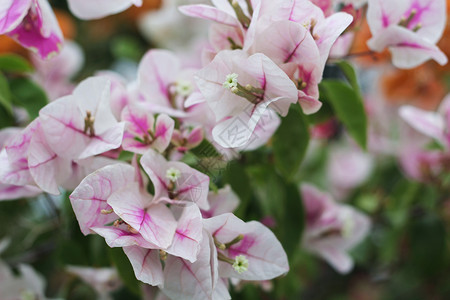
[[0, 105, 14, 129], [272, 104, 310, 181], [0, 54, 33, 73], [336, 60, 360, 94], [118, 150, 135, 162], [320, 80, 367, 149], [111, 36, 144, 62], [109, 247, 141, 296], [10, 77, 48, 119], [278, 184, 304, 260], [409, 215, 447, 277], [246, 165, 285, 218], [190, 139, 221, 157], [223, 162, 252, 218], [0, 72, 13, 115]]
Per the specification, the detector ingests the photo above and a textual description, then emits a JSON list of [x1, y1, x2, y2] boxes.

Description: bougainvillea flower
[[202, 185, 240, 218], [118, 206, 206, 287], [273, 0, 353, 69], [141, 149, 210, 210], [0, 119, 114, 195], [165, 204, 204, 263], [327, 143, 374, 200], [67, 0, 143, 20], [252, 20, 323, 114], [1, 0, 63, 59], [0, 182, 41, 201], [161, 230, 229, 300], [301, 184, 371, 274], [399, 147, 449, 182], [171, 126, 203, 153], [367, 0, 448, 68], [237, 108, 281, 151], [0, 1, 31, 34], [195, 50, 297, 148], [27, 125, 73, 194], [0, 120, 40, 187], [311, 0, 334, 16], [0, 127, 41, 201], [39, 76, 125, 160], [95, 71, 132, 120], [137, 49, 202, 118], [400, 94, 450, 148], [107, 182, 177, 249], [0, 262, 50, 300], [179, 0, 259, 31], [123, 246, 164, 286], [66, 266, 122, 298], [203, 213, 289, 280], [121, 104, 174, 154], [70, 164, 137, 235]]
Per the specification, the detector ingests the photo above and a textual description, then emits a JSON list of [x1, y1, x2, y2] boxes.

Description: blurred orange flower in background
[[381, 64, 446, 110]]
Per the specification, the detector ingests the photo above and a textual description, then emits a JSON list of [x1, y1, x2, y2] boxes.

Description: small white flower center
[[175, 79, 193, 97], [340, 211, 355, 238], [21, 290, 36, 300], [232, 255, 249, 274], [223, 73, 239, 89], [166, 167, 181, 182]]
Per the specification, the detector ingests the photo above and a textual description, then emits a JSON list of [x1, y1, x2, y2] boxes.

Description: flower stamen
[[232, 255, 249, 274]]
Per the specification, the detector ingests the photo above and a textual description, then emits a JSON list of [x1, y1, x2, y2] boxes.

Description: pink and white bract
[[0, 0, 63, 59], [301, 184, 371, 274], [367, 0, 448, 68]]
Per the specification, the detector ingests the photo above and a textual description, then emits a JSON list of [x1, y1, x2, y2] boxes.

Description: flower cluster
[[181, 0, 353, 147], [0, 67, 289, 298]]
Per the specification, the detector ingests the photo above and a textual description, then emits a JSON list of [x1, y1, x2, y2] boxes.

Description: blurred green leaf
[[190, 139, 221, 157], [246, 165, 285, 218], [109, 247, 141, 296], [336, 61, 360, 94], [223, 162, 253, 218], [408, 215, 447, 277], [0, 54, 33, 73], [0, 72, 13, 115], [118, 150, 134, 162], [320, 80, 367, 149], [279, 184, 304, 259], [10, 77, 48, 119], [273, 104, 310, 181], [306, 100, 334, 125], [111, 36, 144, 61], [0, 105, 15, 129]]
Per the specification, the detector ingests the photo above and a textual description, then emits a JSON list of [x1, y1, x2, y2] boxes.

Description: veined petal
[[0, 0, 32, 34], [141, 149, 210, 210], [368, 26, 448, 68], [107, 182, 177, 249], [123, 246, 164, 286], [8, 0, 63, 59], [162, 230, 218, 300], [92, 226, 157, 249], [69, 164, 136, 235], [166, 204, 203, 263], [28, 127, 70, 195], [204, 213, 289, 280]]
